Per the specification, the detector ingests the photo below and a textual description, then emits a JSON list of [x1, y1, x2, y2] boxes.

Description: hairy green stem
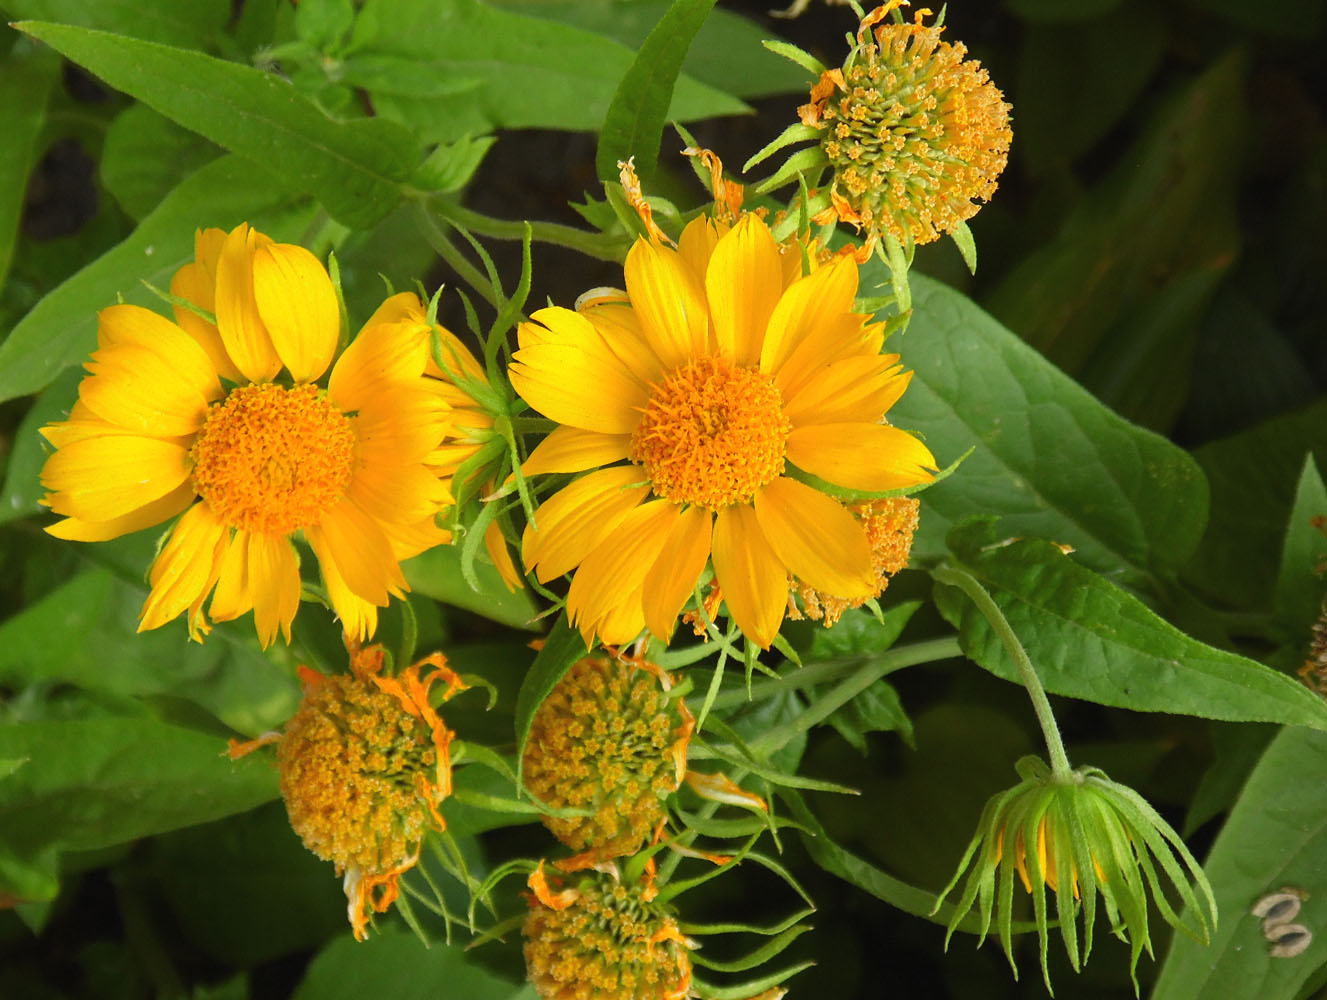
[[413, 204, 499, 308], [931, 564, 1073, 778], [433, 201, 631, 262]]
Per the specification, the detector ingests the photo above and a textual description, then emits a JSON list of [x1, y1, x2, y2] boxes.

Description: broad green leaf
[[0, 567, 301, 736], [100, 104, 220, 220], [1152, 727, 1327, 1000], [0, 153, 315, 404], [0, 716, 278, 901], [887, 273, 1209, 587], [16, 21, 416, 228], [0, 45, 59, 288], [595, 0, 717, 185], [1, 0, 231, 48], [293, 929, 521, 1000], [513, 616, 588, 769], [486, 0, 808, 99], [1186, 399, 1327, 610], [352, 0, 747, 144], [402, 543, 538, 631], [934, 519, 1327, 729], [1272, 455, 1327, 643]]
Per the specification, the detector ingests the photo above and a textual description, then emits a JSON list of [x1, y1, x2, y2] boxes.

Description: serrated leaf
[[595, 0, 717, 185], [0, 153, 315, 404], [936, 519, 1327, 728], [16, 20, 416, 228], [0, 46, 60, 288], [886, 273, 1209, 589], [513, 616, 588, 769]]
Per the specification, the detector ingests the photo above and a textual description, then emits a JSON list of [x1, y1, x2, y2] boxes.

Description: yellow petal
[[510, 329, 648, 435], [347, 456, 448, 525], [244, 532, 301, 647], [580, 302, 666, 387], [170, 260, 243, 383], [759, 256, 858, 378], [138, 502, 228, 634], [711, 504, 787, 648], [214, 223, 281, 382], [46, 481, 195, 542], [252, 241, 340, 383], [321, 551, 380, 641], [565, 499, 678, 646], [706, 214, 783, 367], [329, 320, 429, 413], [305, 498, 406, 606], [523, 465, 652, 582], [42, 436, 192, 521], [624, 238, 709, 369], [484, 519, 523, 592], [209, 528, 254, 626], [96, 304, 221, 401], [775, 313, 878, 400], [641, 505, 713, 641], [784, 355, 909, 426], [786, 423, 937, 492], [80, 346, 213, 438], [754, 477, 873, 598], [676, 216, 723, 285], [362, 290, 424, 328], [523, 426, 632, 476]]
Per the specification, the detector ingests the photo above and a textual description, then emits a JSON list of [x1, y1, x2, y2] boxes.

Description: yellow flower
[[510, 213, 936, 648], [800, 1, 1012, 247], [233, 640, 465, 940], [38, 224, 451, 646]]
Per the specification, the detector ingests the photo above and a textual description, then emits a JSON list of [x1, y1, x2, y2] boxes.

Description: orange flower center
[[190, 383, 355, 535], [631, 355, 789, 511]]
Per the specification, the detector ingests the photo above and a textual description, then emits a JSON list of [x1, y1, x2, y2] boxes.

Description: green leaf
[[887, 273, 1209, 588], [1272, 455, 1327, 643], [935, 519, 1327, 729], [595, 0, 717, 185], [0, 153, 315, 404], [349, 0, 747, 144], [1152, 727, 1327, 1000], [2, 0, 231, 48], [402, 543, 537, 630], [293, 929, 521, 1000], [0, 716, 278, 901], [513, 616, 587, 770], [0, 46, 60, 288], [100, 104, 220, 220], [15, 21, 416, 228]]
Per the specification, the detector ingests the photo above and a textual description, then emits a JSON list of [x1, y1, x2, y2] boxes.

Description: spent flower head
[[936, 755, 1216, 994]]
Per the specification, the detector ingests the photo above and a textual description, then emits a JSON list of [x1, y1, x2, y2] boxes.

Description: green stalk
[[432, 201, 631, 262]]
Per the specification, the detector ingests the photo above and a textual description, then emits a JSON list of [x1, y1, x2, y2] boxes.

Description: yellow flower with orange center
[[38, 223, 451, 646], [799, 1, 1012, 246], [510, 212, 936, 648], [523, 865, 692, 1000], [523, 654, 693, 860], [233, 641, 465, 940]]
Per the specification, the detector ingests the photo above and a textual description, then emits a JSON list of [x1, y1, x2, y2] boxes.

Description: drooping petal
[[565, 499, 679, 646], [523, 426, 632, 476], [252, 241, 340, 383], [787, 423, 937, 492], [641, 505, 713, 641], [208, 528, 255, 624], [624, 238, 709, 369], [523, 465, 651, 582], [214, 223, 281, 382], [676, 215, 723, 284], [710, 504, 788, 649], [244, 532, 302, 647], [138, 502, 228, 635], [754, 477, 873, 598], [320, 549, 379, 642], [170, 258, 243, 383], [483, 519, 522, 592], [783, 355, 910, 426], [759, 256, 858, 377], [46, 481, 195, 542], [306, 498, 407, 606], [42, 435, 192, 521], [706, 214, 783, 367]]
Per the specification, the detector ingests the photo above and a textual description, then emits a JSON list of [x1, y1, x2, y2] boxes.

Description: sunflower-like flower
[[523, 863, 693, 1000], [510, 213, 936, 648], [38, 224, 452, 645], [523, 653, 694, 861], [936, 756, 1216, 993], [231, 641, 465, 940]]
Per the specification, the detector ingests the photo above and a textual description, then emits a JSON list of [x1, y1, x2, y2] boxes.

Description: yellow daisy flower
[[510, 213, 936, 648], [39, 223, 450, 646]]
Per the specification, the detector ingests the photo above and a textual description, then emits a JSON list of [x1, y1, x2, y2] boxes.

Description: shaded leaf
[[513, 616, 587, 769], [402, 543, 538, 631], [293, 929, 520, 1000], [2, 0, 230, 48], [1271, 455, 1327, 644], [0, 45, 60, 288], [100, 104, 220, 220]]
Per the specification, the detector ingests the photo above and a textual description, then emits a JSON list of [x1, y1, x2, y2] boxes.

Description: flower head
[[511, 212, 935, 648], [936, 756, 1216, 994], [264, 641, 465, 939], [798, 1, 1012, 247], [523, 654, 693, 860], [39, 223, 451, 645], [523, 864, 692, 1000]]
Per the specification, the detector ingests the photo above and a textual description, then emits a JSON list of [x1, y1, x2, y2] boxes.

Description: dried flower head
[[523, 654, 693, 860], [237, 641, 465, 939], [523, 864, 692, 1000], [797, 1, 1011, 247]]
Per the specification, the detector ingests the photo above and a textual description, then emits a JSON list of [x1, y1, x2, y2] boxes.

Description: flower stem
[[413, 204, 499, 309], [430, 200, 632, 263], [931, 563, 1073, 778]]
